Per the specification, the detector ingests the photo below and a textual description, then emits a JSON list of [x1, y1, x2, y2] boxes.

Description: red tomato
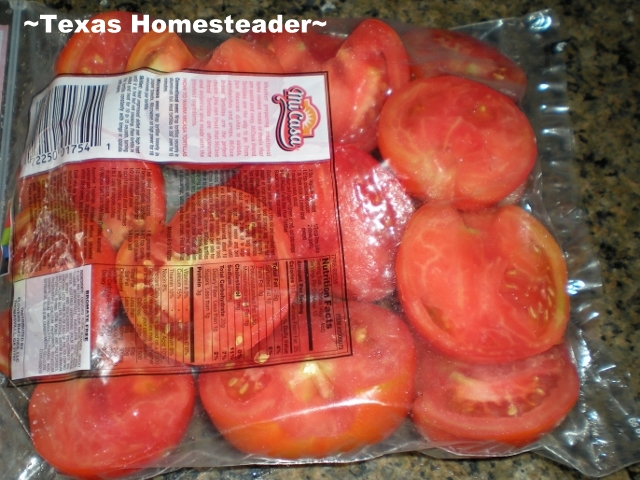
[[18, 161, 166, 250], [198, 301, 416, 459], [324, 19, 410, 152], [378, 75, 537, 210], [402, 28, 528, 102], [227, 151, 412, 302], [29, 372, 196, 479], [200, 37, 284, 73], [55, 12, 145, 75], [334, 146, 414, 302], [396, 204, 570, 363], [412, 344, 580, 446], [126, 31, 197, 72], [116, 186, 291, 365], [0, 309, 10, 377], [242, 30, 344, 73]]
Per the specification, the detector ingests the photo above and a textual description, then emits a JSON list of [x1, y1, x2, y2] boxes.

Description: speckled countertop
[[20, 0, 640, 479]]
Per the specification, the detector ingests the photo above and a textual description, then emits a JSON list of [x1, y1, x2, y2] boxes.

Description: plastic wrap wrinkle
[[0, 2, 638, 479]]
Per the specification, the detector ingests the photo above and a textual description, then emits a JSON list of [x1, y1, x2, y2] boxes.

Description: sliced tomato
[[378, 75, 537, 210], [18, 161, 166, 250], [198, 301, 416, 459], [200, 37, 284, 73], [402, 28, 528, 102], [396, 204, 570, 364], [334, 146, 414, 302], [55, 12, 145, 75], [226, 151, 412, 302], [226, 162, 341, 259], [242, 30, 344, 73], [0, 309, 10, 377], [11, 204, 122, 378], [412, 344, 580, 447], [324, 19, 410, 152], [127, 31, 197, 72], [116, 186, 291, 365], [29, 372, 196, 479]]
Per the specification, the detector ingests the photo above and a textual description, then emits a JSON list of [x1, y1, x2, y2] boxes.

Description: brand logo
[[272, 86, 320, 151]]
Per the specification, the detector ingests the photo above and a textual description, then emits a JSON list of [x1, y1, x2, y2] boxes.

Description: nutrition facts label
[[115, 255, 346, 369]]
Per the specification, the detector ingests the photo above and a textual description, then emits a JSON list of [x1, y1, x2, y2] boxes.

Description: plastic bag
[[0, 2, 639, 478]]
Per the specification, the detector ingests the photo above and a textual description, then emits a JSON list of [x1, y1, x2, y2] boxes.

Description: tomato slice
[[227, 151, 412, 302], [127, 31, 197, 72], [200, 37, 284, 73], [116, 186, 291, 365], [396, 204, 570, 363], [402, 28, 528, 103], [18, 161, 166, 250], [378, 75, 536, 210], [334, 146, 414, 302], [242, 30, 344, 73], [198, 301, 416, 459], [29, 372, 196, 478], [412, 344, 580, 447], [55, 12, 145, 75], [324, 19, 410, 152]]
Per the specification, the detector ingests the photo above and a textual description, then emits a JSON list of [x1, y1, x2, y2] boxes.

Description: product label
[[12, 266, 92, 380], [13, 72, 350, 380], [21, 71, 331, 177]]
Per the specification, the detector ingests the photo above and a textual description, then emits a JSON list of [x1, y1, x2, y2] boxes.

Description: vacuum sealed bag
[[0, 1, 638, 478]]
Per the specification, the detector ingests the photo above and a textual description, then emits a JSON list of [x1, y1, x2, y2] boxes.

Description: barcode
[[26, 84, 108, 158]]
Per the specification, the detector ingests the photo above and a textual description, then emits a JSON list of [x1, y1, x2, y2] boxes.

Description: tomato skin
[[126, 31, 197, 72], [198, 301, 416, 459], [116, 186, 290, 365], [55, 12, 145, 75], [334, 146, 414, 302], [378, 75, 536, 210], [29, 373, 196, 479], [396, 204, 570, 364], [412, 344, 579, 447], [402, 28, 528, 103], [200, 37, 284, 73]]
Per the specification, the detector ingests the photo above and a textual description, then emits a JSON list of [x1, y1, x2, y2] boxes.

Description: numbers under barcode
[[26, 84, 108, 160]]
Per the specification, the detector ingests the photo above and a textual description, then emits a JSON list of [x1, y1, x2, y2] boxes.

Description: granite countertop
[[22, 0, 640, 478]]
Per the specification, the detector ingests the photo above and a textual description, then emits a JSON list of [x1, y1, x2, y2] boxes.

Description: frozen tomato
[[396, 204, 570, 363], [200, 37, 284, 73], [412, 344, 579, 446], [402, 28, 528, 102], [334, 146, 414, 302], [55, 12, 145, 75], [243, 30, 344, 72], [378, 75, 537, 210], [116, 186, 290, 365], [127, 31, 197, 72], [29, 372, 196, 479], [198, 301, 416, 459], [18, 161, 166, 250], [325, 19, 410, 152], [0, 309, 10, 377]]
